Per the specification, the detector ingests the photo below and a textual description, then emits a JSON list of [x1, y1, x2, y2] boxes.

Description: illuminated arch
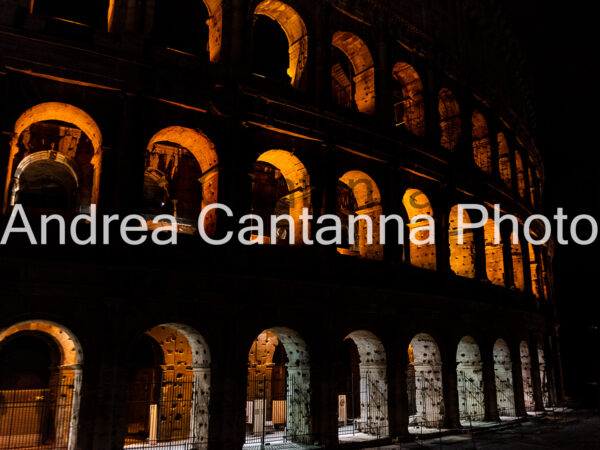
[[515, 150, 526, 198], [253, 149, 311, 244], [402, 189, 436, 270], [438, 88, 461, 151], [254, 0, 308, 88], [493, 339, 515, 416], [126, 324, 210, 445], [146, 126, 219, 234], [392, 62, 425, 137], [519, 341, 535, 411], [484, 218, 504, 286], [472, 111, 492, 174], [5, 102, 103, 212], [497, 133, 512, 188], [337, 171, 383, 260], [449, 205, 476, 278], [340, 330, 388, 438], [456, 336, 484, 421], [331, 31, 375, 115], [511, 233, 525, 292], [0, 320, 83, 450], [246, 327, 311, 444], [407, 333, 443, 428]]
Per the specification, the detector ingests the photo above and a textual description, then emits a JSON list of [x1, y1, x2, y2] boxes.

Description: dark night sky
[[503, 1, 600, 399]]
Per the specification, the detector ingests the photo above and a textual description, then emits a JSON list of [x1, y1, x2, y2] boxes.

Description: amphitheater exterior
[[0, 0, 563, 449]]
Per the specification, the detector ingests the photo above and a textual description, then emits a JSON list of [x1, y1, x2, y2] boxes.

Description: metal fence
[[0, 377, 74, 450], [457, 371, 485, 422], [124, 373, 209, 449], [338, 371, 388, 439], [407, 373, 444, 429], [245, 373, 310, 446], [495, 377, 516, 417]]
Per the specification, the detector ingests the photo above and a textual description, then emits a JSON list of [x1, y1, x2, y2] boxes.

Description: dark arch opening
[[331, 46, 356, 110], [152, 0, 210, 56], [252, 15, 291, 83], [337, 338, 361, 424]]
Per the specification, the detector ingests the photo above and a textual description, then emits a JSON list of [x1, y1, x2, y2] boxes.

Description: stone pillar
[[357, 364, 388, 435], [387, 356, 409, 439], [286, 366, 312, 444], [529, 336, 545, 411], [481, 348, 499, 421], [441, 353, 460, 428], [510, 347, 527, 417]]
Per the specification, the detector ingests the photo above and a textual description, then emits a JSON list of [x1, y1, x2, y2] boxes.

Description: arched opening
[[0, 321, 83, 450], [493, 339, 515, 417], [246, 328, 311, 445], [484, 218, 504, 286], [456, 337, 485, 422], [331, 31, 375, 115], [392, 62, 425, 137], [511, 233, 525, 292], [449, 205, 476, 278], [402, 189, 436, 271], [519, 341, 535, 412], [472, 111, 492, 174], [537, 343, 551, 408], [497, 133, 512, 189], [407, 333, 443, 431], [253, 0, 308, 88], [337, 331, 388, 441], [124, 324, 210, 448], [438, 88, 461, 151], [144, 127, 218, 235], [515, 151, 526, 198], [5, 103, 103, 216], [32, 0, 111, 29], [336, 171, 383, 260], [250, 150, 311, 244]]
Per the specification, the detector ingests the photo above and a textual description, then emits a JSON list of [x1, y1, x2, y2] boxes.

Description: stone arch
[[497, 132, 512, 189], [472, 111, 492, 174], [456, 336, 484, 421], [402, 189, 436, 270], [5, 102, 103, 212], [493, 339, 515, 416], [0, 320, 83, 450], [124, 323, 210, 446], [392, 62, 425, 137], [254, 0, 308, 88], [246, 327, 311, 444], [337, 171, 383, 260], [251, 149, 311, 244], [145, 127, 219, 235], [519, 341, 534, 411], [484, 218, 504, 286], [407, 333, 443, 429], [449, 205, 476, 278], [338, 330, 388, 438], [438, 88, 461, 151], [511, 233, 525, 292], [331, 31, 375, 115]]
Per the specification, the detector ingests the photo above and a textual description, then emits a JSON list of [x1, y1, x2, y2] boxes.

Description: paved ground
[[366, 412, 600, 449]]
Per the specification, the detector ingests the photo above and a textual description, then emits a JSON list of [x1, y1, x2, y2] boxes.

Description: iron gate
[[0, 376, 75, 450], [407, 373, 444, 429], [338, 371, 388, 438], [494, 377, 516, 417], [457, 371, 485, 422], [124, 373, 209, 449], [245, 373, 310, 446]]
